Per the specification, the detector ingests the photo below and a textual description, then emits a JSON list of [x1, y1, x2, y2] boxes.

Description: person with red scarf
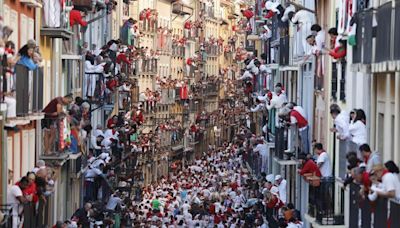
[[241, 9, 254, 20], [107, 115, 118, 129], [297, 153, 322, 177], [69, 9, 88, 27], [19, 172, 39, 203], [370, 164, 400, 199], [328, 39, 347, 59]]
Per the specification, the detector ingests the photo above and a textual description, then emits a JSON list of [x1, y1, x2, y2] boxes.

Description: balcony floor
[[304, 214, 345, 228]]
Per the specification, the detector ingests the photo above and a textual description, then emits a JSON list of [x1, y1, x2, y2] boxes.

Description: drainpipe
[[1, 112, 7, 204]]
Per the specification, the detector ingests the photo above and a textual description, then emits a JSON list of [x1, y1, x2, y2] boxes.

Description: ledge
[[41, 27, 73, 40], [279, 65, 300, 71], [20, 0, 42, 8], [350, 63, 371, 73], [39, 152, 70, 167], [273, 156, 299, 166], [304, 213, 345, 228]]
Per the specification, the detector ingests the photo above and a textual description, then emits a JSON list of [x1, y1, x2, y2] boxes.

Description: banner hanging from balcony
[[338, 0, 357, 35]]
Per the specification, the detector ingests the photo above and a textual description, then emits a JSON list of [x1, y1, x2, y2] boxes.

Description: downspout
[[1, 112, 6, 204]]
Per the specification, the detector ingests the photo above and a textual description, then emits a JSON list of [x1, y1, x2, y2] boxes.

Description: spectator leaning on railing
[[42, 94, 74, 155]]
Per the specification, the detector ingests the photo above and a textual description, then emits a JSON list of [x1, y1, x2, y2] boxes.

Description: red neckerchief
[[364, 154, 370, 164], [381, 169, 390, 178]]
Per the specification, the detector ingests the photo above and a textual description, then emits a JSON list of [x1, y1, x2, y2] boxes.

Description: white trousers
[[85, 74, 97, 98], [4, 96, 16, 118]]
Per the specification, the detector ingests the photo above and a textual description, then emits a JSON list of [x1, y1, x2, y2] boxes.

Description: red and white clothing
[[290, 109, 308, 130]]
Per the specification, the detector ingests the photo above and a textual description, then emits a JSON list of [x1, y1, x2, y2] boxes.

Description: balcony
[[20, 0, 42, 8], [134, 59, 158, 75], [375, 2, 392, 63], [159, 88, 176, 105], [184, 27, 199, 40], [72, 0, 93, 11], [41, 4, 73, 40], [203, 84, 218, 97], [279, 36, 290, 66], [40, 116, 74, 164], [206, 44, 220, 57], [348, 183, 400, 228], [307, 178, 344, 225], [172, 2, 193, 15], [395, 1, 400, 60], [172, 45, 185, 57], [140, 18, 157, 34], [156, 33, 172, 52], [13, 65, 43, 118]]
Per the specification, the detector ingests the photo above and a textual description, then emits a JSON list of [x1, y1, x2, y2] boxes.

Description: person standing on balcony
[[69, 9, 88, 27], [264, 1, 285, 20], [7, 177, 31, 228], [359, 144, 381, 173], [283, 102, 309, 154], [370, 164, 400, 200], [3, 41, 18, 126], [275, 175, 287, 204], [314, 143, 332, 178], [84, 53, 105, 100], [297, 153, 321, 177], [288, 10, 315, 53], [329, 104, 350, 140], [253, 138, 268, 174], [348, 109, 367, 154], [17, 42, 38, 70], [42, 94, 74, 155], [266, 83, 287, 131]]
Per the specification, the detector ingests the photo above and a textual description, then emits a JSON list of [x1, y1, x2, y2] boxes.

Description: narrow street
[[1, 0, 400, 227]]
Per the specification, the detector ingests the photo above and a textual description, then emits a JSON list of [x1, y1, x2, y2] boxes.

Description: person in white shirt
[[314, 143, 332, 177], [275, 175, 287, 204], [349, 109, 367, 147], [329, 104, 350, 140], [250, 99, 266, 113], [84, 165, 104, 201], [266, 84, 288, 127], [237, 70, 253, 81], [253, 139, 269, 173], [7, 177, 31, 228], [106, 192, 123, 211], [360, 144, 381, 173], [311, 24, 326, 52], [84, 54, 105, 99], [371, 164, 400, 200], [288, 10, 316, 54]]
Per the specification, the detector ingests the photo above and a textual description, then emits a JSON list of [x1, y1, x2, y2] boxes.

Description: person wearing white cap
[[275, 175, 287, 204]]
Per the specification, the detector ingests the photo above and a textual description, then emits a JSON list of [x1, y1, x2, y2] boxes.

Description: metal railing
[[159, 88, 175, 105], [348, 183, 400, 228], [41, 116, 74, 156], [308, 177, 343, 225], [375, 2, 393, 62], [394, 1, 400, 60], [172, 45, 185, 57], [279, 36, 290, 66], [184, 27, 199, 40], [205, 44, 220, 57], [134, 59, 158, 75], [14, 64, 44, 116], [139, 18, 157, 33]]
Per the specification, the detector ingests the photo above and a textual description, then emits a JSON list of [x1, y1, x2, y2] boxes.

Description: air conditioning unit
[[69, 153, 83, 178]]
